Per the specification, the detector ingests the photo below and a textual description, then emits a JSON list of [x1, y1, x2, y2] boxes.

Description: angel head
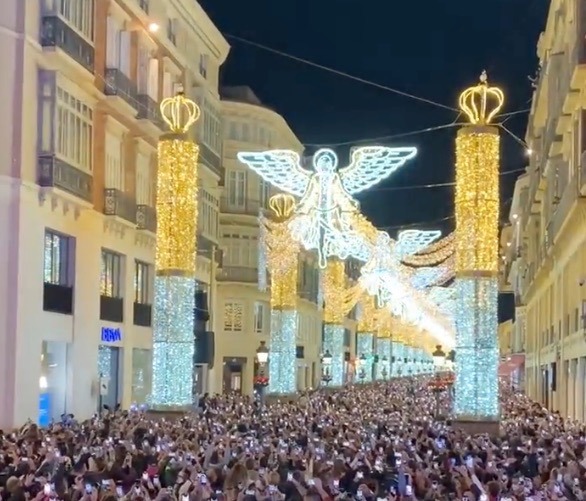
[[313, 149, 338, 173]]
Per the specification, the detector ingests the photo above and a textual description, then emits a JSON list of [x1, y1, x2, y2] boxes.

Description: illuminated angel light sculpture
[[237, 146, 417, 268]]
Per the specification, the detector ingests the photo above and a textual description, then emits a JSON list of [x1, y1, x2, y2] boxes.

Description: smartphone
[[182, 496, 189, 501], [142, 472, 149, 481], [44, 484, 51, 495], [396, 459, 402, 466], [116, 487, 123, 497], [356, 472, 364, 480], [85, 484, 93, 494], [200, 475, 207, 485], [287, 473, 293, 481], [405, 485, 413, 496], [307, 479, 315, 486], [465, 456, 474, 468], [333, 479, 339, 489]]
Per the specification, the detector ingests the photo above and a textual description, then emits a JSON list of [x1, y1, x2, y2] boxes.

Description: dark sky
[[200, 0, 548, 234]]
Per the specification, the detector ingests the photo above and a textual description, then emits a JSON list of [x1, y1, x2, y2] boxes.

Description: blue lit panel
[[324, 324, 345, 386], [357, 332, 374, 383], [151, 275, 196, 406], [376, 338, 391, 380], [269, 309, 297, 394], [454, 276, 499, 419]]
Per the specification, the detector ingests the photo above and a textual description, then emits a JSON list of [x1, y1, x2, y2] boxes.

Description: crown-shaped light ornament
[[160, 87, 201, 133], [269, 193, 296, 220], [458, 70, 504, 125]]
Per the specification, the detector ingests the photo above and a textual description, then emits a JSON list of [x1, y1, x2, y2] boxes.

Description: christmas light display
[[238, 147, 417, 268], [264, 194, 300, 394], [454, 71, 502, 423], [151, 91, 200, 407], [392, 341, 404, 377], [377, 338, 391, 379]]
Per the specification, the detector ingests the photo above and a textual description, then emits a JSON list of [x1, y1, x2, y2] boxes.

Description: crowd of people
[[0, 377, 583, 501]]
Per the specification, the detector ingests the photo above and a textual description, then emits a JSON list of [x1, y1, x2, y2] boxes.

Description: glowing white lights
[[377, 338, 391, 380], [151, 276, 196, 406], [268, 310, 298, 394], [454, 277, 500, 418], [357, 333, 374, 383], [323, 324, 345, 386], [238, 147, 417, 268]]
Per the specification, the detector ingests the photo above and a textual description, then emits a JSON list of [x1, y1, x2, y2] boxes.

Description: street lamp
[[358, 353, 366, 383], [255, 341, 269, 404], [382, 355, 389, 380], [322, 350, 332, 385]]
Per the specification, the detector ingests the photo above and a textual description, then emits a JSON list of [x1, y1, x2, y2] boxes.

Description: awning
[[498, 354, 525, 377]]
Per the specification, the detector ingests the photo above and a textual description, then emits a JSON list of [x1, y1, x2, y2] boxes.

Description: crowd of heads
[[0, 377, 584, 501]]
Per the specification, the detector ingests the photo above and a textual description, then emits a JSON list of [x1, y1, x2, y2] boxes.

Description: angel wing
[[237, 150, 312, 198], [395, 229, 442, 260], [339, 146, 417, 195]]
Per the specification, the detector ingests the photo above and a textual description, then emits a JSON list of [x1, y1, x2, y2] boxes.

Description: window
[[228, 122, 238, 140], [223, 301, 243, 331], [55, 86, 93, 172], [199, 99, 221, 154], [223, 234, 258, 267], [105, 17, 130, 74], [55, 0, 94, 40], [198, 189, 219, 238], [167, 18, 177, 46], [199, 54, 208, 79], [134, 261, 151, 304], [259, 179, 270, 209], [44, 230, 72, 285], [136, 152, 153, 205], [227, 171, 246, 207], [101, 250, 124, 298], [105, 131, 124, 190], [254, 302, 267, 334], [138, 0, 149, 14], [137, 51, 159, 100]]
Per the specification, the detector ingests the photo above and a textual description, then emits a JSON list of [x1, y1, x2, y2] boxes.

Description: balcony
[[43, 283, 73, 315], [197, 234, 222, 264], [217, 266, 258, 283], [104, 68, 138, 111], [40, 16, 94, 74], [38, 155, 93, 203], [100, 295, 123, 323], [550, 174, 578, 241], [133, 302, 152, 327], [580, 151, 586, 196], [220, 197, 261, 216], [199, 143, 223, 178], [103, 188, 137, 224], [137, 204, 156, 233], [137, 94, 163, 129]]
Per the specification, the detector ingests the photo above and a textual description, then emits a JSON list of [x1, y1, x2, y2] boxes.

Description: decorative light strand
[[268, 310, 298, 394]]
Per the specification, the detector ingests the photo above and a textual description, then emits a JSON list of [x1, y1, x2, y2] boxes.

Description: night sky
[[200, 0, 547, 234]]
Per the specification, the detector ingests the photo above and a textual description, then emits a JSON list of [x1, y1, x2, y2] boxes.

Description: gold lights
[[455, 128, 500, 273], [155, 92, 201, 274], [376, 307, 393, 339], [357, 296, 377, 333], [455, 72, 503, 275], [458, 70, 504, 125], [266, 194, 299, 309], [324, 259, 352, 324]]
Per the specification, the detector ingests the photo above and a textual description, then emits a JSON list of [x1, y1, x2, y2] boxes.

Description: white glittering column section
[[357, 333, 374, 383], [151, 275, 196, 406], [376, 338, 391, 380], [268, 309, 297, 394], [323, 324, 345, 387]]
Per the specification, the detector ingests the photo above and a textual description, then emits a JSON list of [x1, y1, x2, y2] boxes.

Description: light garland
[[357, 333, 374, 383], [268, 309, 298, 394], [238, 146, 417, 268], [323, 259, 351, 324], [454, 72, 503, 421], [151, 92, 200, 407], [401, 232, 455, 267]]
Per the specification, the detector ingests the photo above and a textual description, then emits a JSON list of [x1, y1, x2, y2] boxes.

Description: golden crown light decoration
[[151, 90, 201, 408], [453, 71, 502, 432], [261, 193, 300, 395]]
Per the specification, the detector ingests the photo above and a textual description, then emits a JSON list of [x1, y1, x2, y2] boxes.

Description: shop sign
[[101, 327, 122, 343]]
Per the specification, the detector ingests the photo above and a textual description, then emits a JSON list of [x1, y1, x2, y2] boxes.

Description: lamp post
[[358, 354, 367, 383], [382, 355, 389, 380], [255, 341, 269, 404], [322, 350, 333, 386], [432, 345, 446, 418]]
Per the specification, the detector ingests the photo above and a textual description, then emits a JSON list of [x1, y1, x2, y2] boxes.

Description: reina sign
[[101, 327, 122, 343]]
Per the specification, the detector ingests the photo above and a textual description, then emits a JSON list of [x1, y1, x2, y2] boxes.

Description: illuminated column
[[375, 308, 392, 380], [265, 195, 299, 395], [323, 260, 349, 387], [454, 72, 503, 425], [357, 297, 376, 383], [151, 92, 201, 407]]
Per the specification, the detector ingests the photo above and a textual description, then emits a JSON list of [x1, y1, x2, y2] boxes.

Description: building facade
[[0, 0, 227, 427], [213, 86, 326, 396], [503, 0, 586, 419]]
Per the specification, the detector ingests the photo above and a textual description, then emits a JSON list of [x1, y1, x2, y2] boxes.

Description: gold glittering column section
[[151, 92, 201, 407], [265, 194, 299, 394], [356, 297, 376, 383]]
